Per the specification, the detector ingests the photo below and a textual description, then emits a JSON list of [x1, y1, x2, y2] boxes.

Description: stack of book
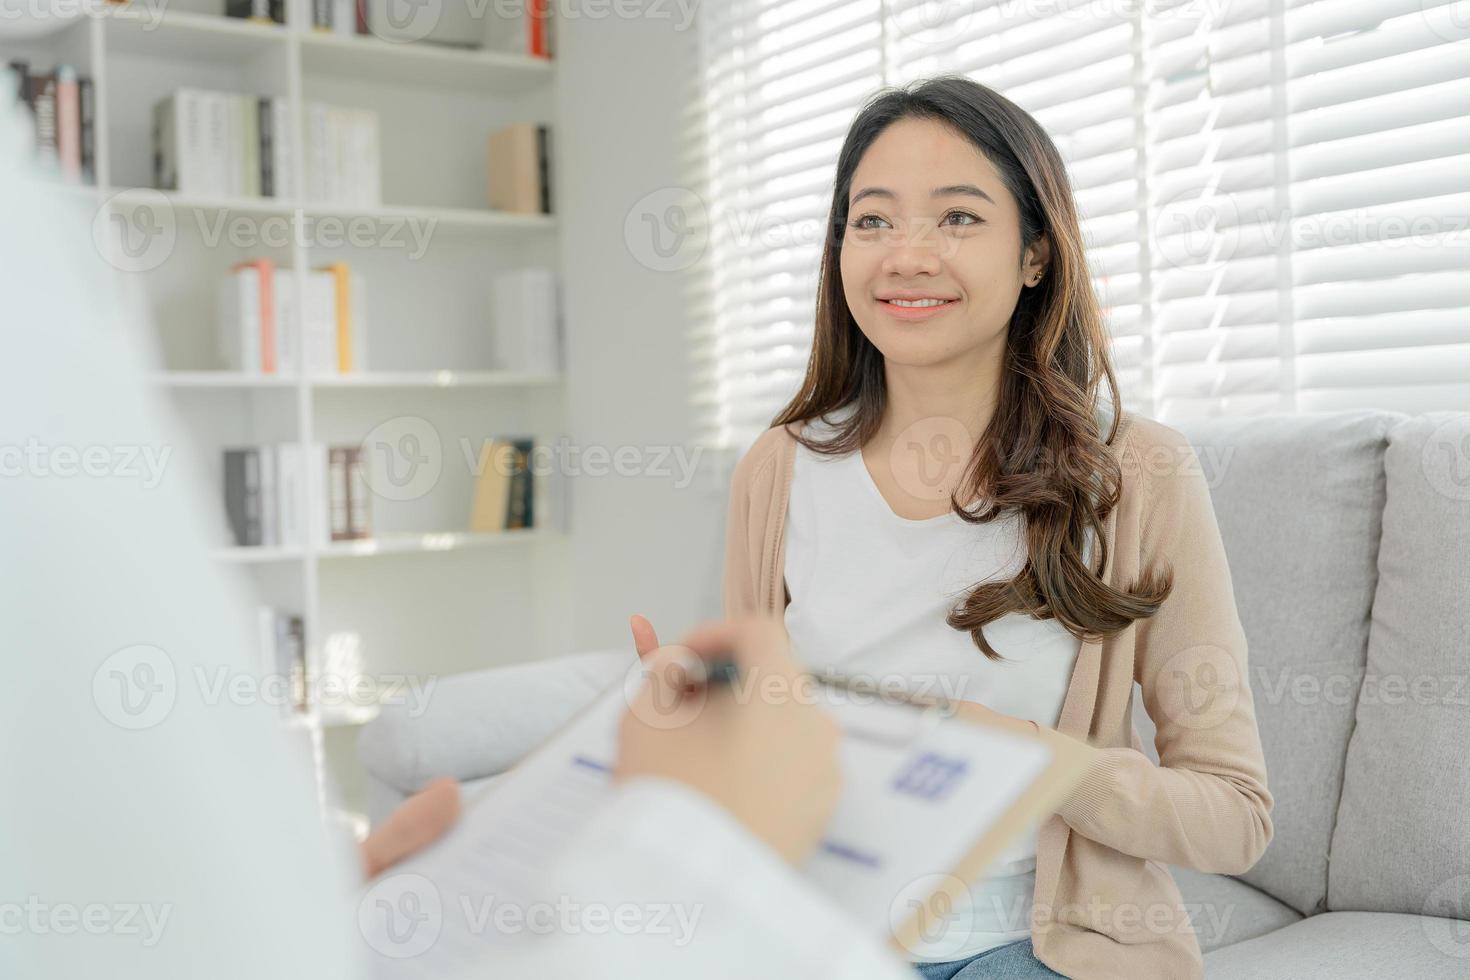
[[304, 0, 369, 34], [361, 0, 551, 54], [218, 260, 366, 375], [226, 0, 287, 24], [490, 267, 561, 374], [304, 103, 380, 207], [256, 605, 308, 717], [154, 89, 379, 205], [468, 437, 536, 532], [7, 62, 95, 186], [154, 90, 295, 199], [222, 443, 372, 548], [487, 122, 552, 214]]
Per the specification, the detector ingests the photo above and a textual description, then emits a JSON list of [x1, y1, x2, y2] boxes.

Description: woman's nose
[[881, 219, 946, 277]]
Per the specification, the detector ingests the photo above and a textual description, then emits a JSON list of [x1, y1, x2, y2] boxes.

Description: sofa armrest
[[356, 649, 633, 803]]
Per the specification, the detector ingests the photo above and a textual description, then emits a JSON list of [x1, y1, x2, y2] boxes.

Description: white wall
[[552, 8, 730, 654]]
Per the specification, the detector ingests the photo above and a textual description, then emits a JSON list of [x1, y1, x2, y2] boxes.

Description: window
[[693, 0, 1470, 450]]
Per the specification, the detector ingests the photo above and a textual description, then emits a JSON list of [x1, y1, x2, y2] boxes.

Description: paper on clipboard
[[357, 672, 1089, 977]]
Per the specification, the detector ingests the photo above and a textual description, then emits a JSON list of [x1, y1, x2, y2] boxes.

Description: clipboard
[[358, 662, 1091, 973]]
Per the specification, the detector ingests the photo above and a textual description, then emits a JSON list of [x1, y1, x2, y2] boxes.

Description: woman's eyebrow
[[849, 184, 996, 206]]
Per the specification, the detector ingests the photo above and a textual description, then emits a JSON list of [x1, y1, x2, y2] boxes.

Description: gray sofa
[[358, 409, 1470, 977]]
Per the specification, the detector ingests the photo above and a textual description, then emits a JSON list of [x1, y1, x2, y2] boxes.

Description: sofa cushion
[[1147, 410, 1404, 915], [1328, 412, 1470, 917], [1167, 866, 1302, 952], [357, 649, 632, 792], [1203, 911, 1470, 978]]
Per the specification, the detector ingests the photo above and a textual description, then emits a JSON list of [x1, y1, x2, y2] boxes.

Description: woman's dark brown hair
[[771, 74, 1172, 660]]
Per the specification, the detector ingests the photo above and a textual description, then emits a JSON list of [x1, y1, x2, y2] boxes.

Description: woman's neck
[[873, 346, 1004, 451]]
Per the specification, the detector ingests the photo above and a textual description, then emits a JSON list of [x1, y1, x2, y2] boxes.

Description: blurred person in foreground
[[0, 86, 916, 979]]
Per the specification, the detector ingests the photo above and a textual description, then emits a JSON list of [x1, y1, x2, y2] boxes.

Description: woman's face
[[839, 116, 1048, 369]]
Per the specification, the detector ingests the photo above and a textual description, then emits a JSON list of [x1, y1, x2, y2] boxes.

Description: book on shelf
[[154, 90, 294, 200], [256, 606, 308, 717], [154, 89, 375, 204], [482, 0, 554, 58], [217, 260, 366, 375], [327, 446, 371, 541], [468, 437, 536, 532], [490, 266, 561, 374], [226, 0, 286, 24], [224, 443, 372, 547], [487, 122, 552, 215], [304, 103, 379, 207], [7, 61, 96, 186]]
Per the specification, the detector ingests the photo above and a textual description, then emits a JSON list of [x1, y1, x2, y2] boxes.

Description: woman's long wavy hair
[[771, 75, 1172, 660]]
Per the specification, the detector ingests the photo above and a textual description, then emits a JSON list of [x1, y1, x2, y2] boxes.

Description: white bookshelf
[[4, 2, 568, 833]]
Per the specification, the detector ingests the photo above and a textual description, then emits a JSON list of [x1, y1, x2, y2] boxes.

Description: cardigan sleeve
[[1054, 427, 1275, 876], [721, 444, 770, 620]]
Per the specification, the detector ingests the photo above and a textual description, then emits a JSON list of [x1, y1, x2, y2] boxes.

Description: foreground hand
[[615, 617, 842, 866], [628, 613, 660, 659], [359, 776, 461, 879]]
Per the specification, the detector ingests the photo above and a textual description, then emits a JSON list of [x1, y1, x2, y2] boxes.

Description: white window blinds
[[693, 0, 1470, 449]]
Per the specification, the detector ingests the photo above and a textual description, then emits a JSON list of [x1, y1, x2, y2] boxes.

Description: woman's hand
[[359, 776, 461, 880]]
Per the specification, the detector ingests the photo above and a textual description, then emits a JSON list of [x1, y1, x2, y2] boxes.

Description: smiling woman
[[725, 74, 1274, 980]]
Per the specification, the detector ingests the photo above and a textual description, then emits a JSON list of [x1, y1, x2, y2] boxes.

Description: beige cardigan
[[721, 409, 1273, 979]]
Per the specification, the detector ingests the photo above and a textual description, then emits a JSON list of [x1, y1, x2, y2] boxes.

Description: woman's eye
[[851, 214, 888, 230], [944, 211, 981, 227]]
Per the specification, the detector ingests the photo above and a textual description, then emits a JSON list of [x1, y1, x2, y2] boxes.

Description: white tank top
[[782, 410, 1091, 962]]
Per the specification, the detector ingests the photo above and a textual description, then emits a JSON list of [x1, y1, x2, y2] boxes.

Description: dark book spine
[[6, 61, 27, 110], [355, 0, 368, 33], [225, 0, 270, 19], [505, 439, 534, 529], [270, 0, 285, 23], [79, 77, 94, 185], [224, 449, 263, 546], [344, 446, 371, 539], [536, 125, 551, 215], [258, 96, 274, 198]]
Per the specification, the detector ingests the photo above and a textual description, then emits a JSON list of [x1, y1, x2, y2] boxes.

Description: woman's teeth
[[886, 298, 952, 307]]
